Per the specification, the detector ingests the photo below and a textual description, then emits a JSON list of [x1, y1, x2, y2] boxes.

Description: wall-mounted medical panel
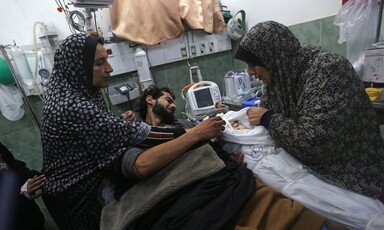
[[98, 31, 231, 77], [146, 31, 232, 67], [146, 34, 189, 66], [104, 42, 137, 76], [186, 30, 232, 58]]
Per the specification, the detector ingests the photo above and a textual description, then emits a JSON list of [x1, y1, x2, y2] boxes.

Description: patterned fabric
[[41, 34, 151, 229], [238, 21, 384, 198]]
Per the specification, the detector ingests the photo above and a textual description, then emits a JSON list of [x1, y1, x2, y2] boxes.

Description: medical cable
[[142, 46, 158, 86], [125, 91, 133, 110], [68, 10, 86, 32], [125, 83, 134, 110], [55, 0, 86, 33], [55, 0, 68, 13], [113, 83, 134, 110]]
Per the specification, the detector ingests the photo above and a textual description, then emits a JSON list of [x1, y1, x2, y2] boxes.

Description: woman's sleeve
[[267, 64, 363, 164], [0, 142, 39, 183]]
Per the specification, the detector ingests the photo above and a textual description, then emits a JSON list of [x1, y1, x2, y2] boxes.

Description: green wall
[[0, 15, 345, 229]]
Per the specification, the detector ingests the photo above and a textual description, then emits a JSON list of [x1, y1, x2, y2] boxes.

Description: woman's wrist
[[20, 179, 31, 200], [260, 110, 275, 129]]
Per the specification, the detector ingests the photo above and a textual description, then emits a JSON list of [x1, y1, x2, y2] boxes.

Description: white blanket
[[217, 108, 384, 230]]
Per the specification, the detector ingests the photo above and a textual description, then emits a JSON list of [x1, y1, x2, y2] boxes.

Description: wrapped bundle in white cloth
[[216, 108, 384, 230]]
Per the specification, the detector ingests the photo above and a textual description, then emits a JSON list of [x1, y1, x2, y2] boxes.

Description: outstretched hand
[[190, 117, 226, 141], [27, 174, 46, 199], [120, 110, 137, 122]]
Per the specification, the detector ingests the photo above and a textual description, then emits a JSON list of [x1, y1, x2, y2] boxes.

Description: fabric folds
[[126, 160, 254, 230], [109, 0, 226, 45]]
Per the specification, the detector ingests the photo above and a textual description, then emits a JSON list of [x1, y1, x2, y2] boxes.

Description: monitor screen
[[194, 88, 213, 108]]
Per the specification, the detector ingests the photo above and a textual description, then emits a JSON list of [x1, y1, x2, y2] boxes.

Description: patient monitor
[[183, 81, 227, 120]]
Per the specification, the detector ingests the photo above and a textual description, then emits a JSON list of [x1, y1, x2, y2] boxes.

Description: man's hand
[[27, 174, 46, 199], [189, 117, 225, 141], [247, 107, 269, 126], [120, 110, 137, 122], [229, 152, 247, 166]]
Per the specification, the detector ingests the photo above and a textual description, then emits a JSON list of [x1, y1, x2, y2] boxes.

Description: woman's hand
[[247, 107, 269, 126], [120, 110, 137, 122], [27, 174, 46, 199]]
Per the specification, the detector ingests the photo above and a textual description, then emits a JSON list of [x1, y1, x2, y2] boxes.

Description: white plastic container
[[223, 71, 236, 100], [134, 48, 152, 89], [234, 73, 248, 95], [9, 46, 34, 86], [0, 84, 24, 121]]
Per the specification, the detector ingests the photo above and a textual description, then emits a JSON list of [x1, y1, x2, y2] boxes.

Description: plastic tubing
[[33, 21, 45, 88]]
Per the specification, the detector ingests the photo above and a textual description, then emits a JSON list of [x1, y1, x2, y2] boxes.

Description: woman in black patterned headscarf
[[235, 21, 384, 200], [41, 33, 225, 229], [41, 34, 153, 230]]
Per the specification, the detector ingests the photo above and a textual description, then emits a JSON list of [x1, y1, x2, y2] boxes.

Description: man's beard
[[153, 101, 174, 124]]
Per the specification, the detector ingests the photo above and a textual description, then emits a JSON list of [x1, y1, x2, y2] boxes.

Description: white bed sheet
[[216, 108, 384, 230]]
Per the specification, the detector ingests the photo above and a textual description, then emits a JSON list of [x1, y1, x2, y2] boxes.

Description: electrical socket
[[199, 43, 206, 54], [209, 42, 214, 52]]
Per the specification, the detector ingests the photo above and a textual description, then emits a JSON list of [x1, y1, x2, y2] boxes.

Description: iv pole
[[0, 45, 41, 133], [375, 0, 384, 43]]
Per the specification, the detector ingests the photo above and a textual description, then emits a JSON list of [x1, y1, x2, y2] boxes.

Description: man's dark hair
[[138, 85, 175, 120]]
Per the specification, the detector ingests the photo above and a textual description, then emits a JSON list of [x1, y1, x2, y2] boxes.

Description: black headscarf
[[84, 35, 102, 85], [235, 21, 311, 117], [234, 45, 266, 67]]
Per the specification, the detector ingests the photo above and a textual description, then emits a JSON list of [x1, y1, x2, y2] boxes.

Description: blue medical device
[[241, 95, 262, 107]]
